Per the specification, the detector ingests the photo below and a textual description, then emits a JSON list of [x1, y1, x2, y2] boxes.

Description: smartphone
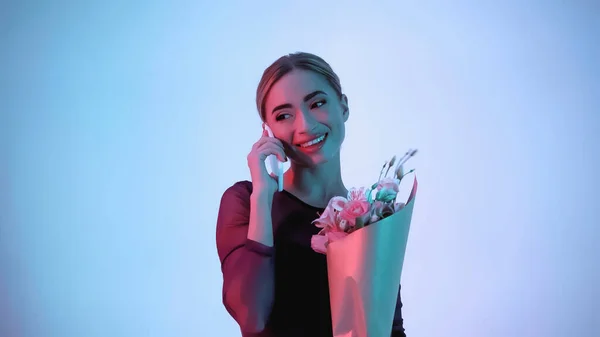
[[263, 123, 284, 192]]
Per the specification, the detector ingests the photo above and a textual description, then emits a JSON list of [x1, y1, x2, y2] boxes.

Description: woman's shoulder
[[216, 181, 253, 229], [219, 180, 253, 204], [224, 180, 253, 194]]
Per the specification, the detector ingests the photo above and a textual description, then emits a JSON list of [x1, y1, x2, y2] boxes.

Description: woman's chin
[[293, 151, 337, 168], [291, 140, 340, 167]]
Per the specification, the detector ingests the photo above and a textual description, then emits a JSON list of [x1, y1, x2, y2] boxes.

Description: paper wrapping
[[326, 177, 418, 337]]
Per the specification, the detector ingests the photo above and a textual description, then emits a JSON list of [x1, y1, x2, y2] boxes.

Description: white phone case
[[263, 124, 284, 192]]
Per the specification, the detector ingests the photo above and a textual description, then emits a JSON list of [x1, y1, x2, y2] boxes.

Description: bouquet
[[311, 149, 419, 337]]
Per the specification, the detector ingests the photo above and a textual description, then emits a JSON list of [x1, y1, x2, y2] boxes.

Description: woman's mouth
[[297, 133, 328, 150]]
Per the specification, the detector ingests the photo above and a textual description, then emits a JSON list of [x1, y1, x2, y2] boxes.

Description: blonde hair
[[256, 52, 343, 121]]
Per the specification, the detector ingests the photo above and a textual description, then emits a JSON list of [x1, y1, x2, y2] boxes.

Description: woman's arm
[[391, 285, 407, 337], [216, 181, 275, 334]]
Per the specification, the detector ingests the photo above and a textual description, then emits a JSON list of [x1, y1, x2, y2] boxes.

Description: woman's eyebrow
[[303, 90, 327, 102]]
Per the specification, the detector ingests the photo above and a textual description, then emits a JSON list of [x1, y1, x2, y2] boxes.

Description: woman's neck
[[283, 157, 348, 207]]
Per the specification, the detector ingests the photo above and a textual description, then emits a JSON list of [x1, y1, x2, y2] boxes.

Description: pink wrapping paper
[[326, 177, 418, 337]]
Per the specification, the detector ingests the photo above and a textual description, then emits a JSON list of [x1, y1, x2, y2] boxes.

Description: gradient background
[[2, 1, 599, 336]]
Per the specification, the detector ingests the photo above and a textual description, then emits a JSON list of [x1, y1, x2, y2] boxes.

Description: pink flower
[[309, 153, 417, 256], [330, 196, 348, 212], [376, 177, 400, 202], [339, 199, 371, 227], [311, 235, 328, 254], [394, 202, 405, 212], [312, 206, 337, 230], [372, 200, 395, 218], [311, 230, 349, 255], [377, 177, 400, 192], [337, 218, 350, 231], [312, 196, 351, 231], [347, 187, 369, 201]]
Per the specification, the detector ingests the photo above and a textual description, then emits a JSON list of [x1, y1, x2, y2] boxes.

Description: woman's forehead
[[268, 70, 332, 102]]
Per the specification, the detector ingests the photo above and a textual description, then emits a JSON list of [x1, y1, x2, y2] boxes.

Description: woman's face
[[264, 69, 349, 167]]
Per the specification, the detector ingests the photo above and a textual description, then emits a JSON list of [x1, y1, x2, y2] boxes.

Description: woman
[[216, 52, 406, 337]]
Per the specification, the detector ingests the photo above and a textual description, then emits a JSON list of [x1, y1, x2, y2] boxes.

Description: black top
[[216, 180, 406, 337]]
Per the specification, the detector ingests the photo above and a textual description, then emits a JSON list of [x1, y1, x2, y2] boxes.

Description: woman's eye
[[276, 113, 290, 121], [311, 100, 326, 109]]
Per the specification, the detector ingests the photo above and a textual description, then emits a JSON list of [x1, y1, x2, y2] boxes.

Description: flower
[[347, 187, 369, 201], [312, 195, 349, 230], [311, 234, 329, 254], [312, 205, 337, 230], [339, 199, 371, 227], [338, 218, 350, 231], [310, 150, 417, 255], [372, 200, 395, 218], [377, 177, 400, 193], [376, 189, 397, 203], [369, 214, 380, 223], [330, 196, 348, 212], [311, 229, 349, 254], [394, 164, 404, 180], [388, 155, 397, 167], [375, 177, 400, 202]]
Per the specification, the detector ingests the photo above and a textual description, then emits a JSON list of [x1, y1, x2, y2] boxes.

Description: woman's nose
[[294, 108, 318, 133]]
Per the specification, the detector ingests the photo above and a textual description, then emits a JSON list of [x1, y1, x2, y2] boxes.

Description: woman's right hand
[[246, 129, 287, 196]]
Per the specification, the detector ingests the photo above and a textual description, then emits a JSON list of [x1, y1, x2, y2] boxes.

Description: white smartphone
[[263, 124, 284, 192]]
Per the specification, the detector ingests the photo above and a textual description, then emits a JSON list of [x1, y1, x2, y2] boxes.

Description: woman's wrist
[[250, 189, 273, 205], [247, 191, 274, 246]]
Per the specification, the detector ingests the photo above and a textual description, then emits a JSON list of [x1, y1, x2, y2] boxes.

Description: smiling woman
[[215, 52, 407, 337]]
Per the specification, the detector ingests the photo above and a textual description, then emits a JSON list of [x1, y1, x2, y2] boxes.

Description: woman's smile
[[296, 133, 328, 153]]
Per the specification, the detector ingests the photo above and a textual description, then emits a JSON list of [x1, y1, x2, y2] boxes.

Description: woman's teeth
[[299, 134, 326, 147]]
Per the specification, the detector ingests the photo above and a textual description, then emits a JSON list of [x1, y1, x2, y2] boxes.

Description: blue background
[[2, 1, 599, 336]]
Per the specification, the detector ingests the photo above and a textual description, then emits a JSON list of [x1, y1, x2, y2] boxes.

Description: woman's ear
[[340, 94, 349, 122]]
